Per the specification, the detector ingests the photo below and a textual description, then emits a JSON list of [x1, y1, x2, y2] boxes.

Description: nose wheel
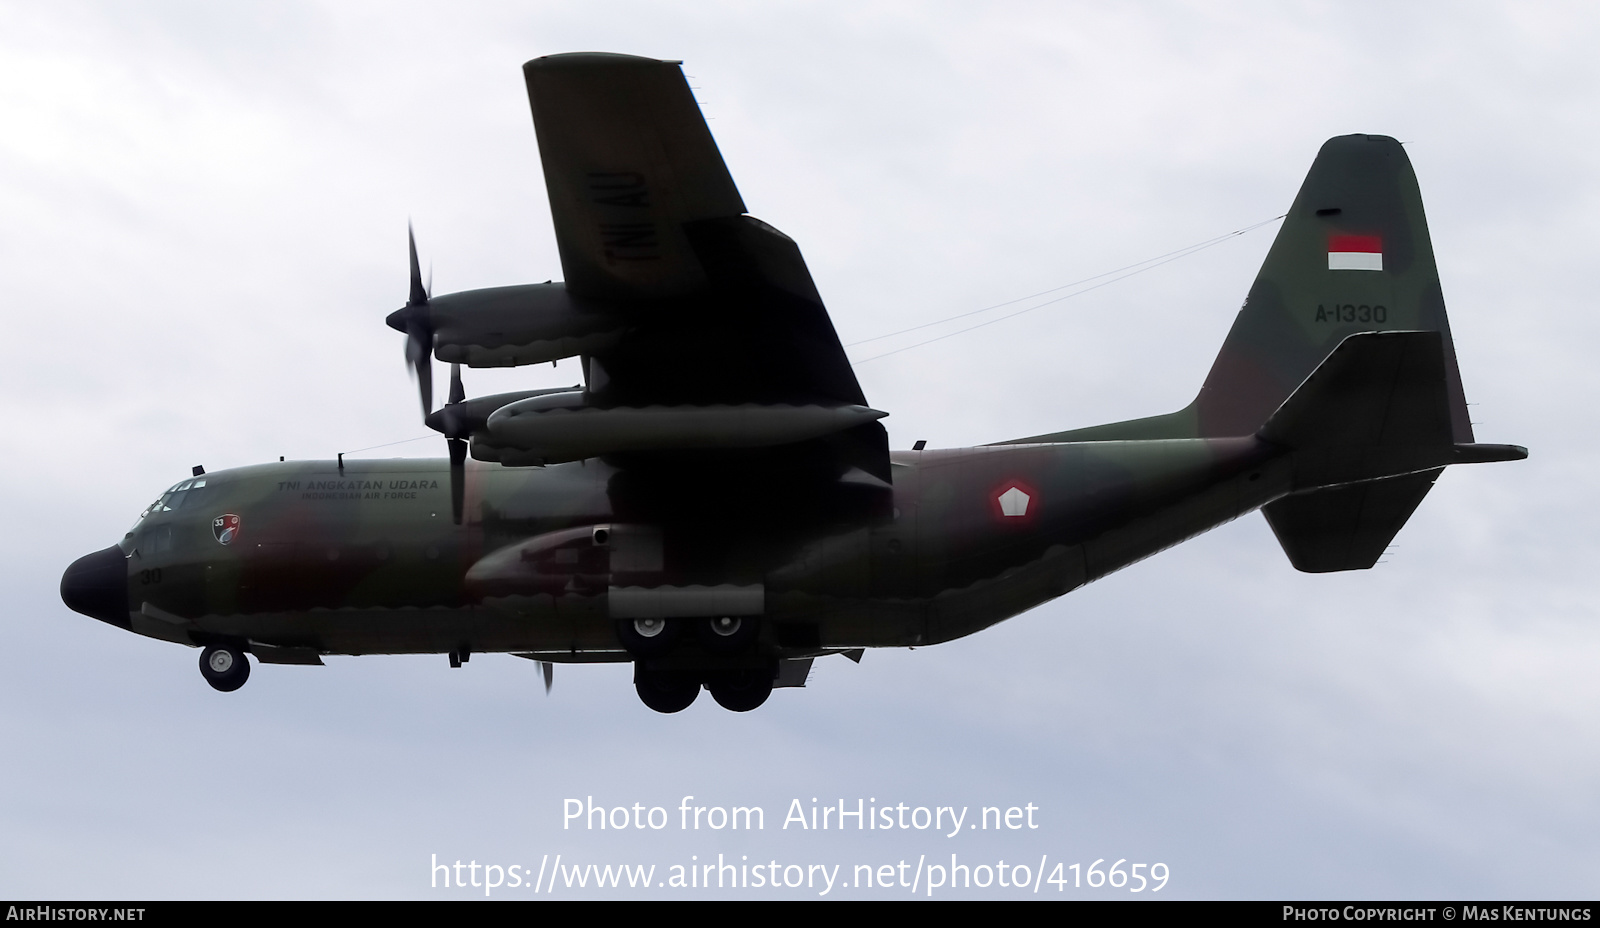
[[199, 645, 251, 692]]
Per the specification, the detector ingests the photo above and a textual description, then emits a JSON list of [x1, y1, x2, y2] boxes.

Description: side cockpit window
[[144, 525, 174, 555]]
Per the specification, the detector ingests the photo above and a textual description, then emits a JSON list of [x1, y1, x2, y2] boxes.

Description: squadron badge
[[212, 514, 241, 546]]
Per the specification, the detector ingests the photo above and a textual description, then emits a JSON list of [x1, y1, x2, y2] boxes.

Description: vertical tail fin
[[1007, 134, 1473, 445], [1192, 133, 1473, 441], [1229, 135, 1524, 573], [1000, 134, 1526, 573]]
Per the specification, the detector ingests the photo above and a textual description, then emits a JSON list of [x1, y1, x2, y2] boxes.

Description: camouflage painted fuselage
[[117, 437, 1284, 660], [63, 123, 1530, 711]]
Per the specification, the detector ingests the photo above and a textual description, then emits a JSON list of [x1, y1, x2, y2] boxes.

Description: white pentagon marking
[[998, 486, 1030, 517]]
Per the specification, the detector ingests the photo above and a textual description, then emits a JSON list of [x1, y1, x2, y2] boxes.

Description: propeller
[[389, 226, 468, 524], [540, 660, 554, 694], [446, 363, 467, 525], [385, 223, 434, 418], [447, 358, 465, 407], [425, 362, 469, 525]]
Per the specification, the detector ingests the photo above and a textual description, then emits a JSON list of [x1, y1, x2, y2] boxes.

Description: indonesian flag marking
[[1328, 234, 1383, 271]]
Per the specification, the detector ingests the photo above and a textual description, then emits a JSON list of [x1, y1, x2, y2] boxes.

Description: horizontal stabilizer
[[1262, 469, 1440, 572], [1259, 330, 1459, 488], [1257, 331, 1526, 572], [1451, 443, 1528, 464], [1260, 329, 1450, 451]]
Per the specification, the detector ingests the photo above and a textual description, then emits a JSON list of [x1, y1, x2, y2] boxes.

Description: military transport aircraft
[[61, 53, 1526, 713]]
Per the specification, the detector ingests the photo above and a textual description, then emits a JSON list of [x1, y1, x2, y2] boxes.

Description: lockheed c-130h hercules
[[60, 53, 1525, 713]]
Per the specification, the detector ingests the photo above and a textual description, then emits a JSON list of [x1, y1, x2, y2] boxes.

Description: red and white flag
[[1328, 234, 1383, 271]]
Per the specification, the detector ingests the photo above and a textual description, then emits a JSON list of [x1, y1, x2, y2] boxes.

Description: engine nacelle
[[424, 386, 580, 441], [402, 282, 627, 368]]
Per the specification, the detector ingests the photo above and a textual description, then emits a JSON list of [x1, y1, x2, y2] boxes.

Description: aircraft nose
[[60, 546, 132, 629]]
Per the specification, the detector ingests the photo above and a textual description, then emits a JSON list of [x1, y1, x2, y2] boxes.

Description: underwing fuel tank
[[472, 392, 889, 466]]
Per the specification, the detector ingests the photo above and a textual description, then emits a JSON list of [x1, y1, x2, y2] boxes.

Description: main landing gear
[[633, 666, 700, 713], [621, 616, 775, 713], [705, 666, 773, 712], [632, 664, 776, 714], [697, 615, 759, 654], [199, 645, 250, 692], [615, 616, 682, 658]]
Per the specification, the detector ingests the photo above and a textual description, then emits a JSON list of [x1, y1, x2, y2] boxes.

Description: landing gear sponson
[[176, 615, 781, 708]]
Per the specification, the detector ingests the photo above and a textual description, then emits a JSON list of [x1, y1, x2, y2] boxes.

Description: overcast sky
[[2, 0, 1594, 900]]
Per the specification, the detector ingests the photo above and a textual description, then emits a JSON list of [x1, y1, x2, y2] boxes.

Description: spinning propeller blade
[[391, 226, 465, 523], [448, 436, 467, 525], [443, 363, 467, 525], [448, 361, 465, 406], [401, 224, 434, 417]]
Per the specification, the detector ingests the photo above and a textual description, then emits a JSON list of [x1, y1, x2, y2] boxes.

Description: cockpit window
[[132, 477, 213, 530], [171, 479, 208, 510]]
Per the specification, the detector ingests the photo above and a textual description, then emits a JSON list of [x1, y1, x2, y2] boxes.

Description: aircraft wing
[[525, 53, 745, 301], [522, 53, 873, 418]]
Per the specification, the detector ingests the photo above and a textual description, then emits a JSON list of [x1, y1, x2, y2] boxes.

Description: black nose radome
[[61, 546, 132, 629]]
